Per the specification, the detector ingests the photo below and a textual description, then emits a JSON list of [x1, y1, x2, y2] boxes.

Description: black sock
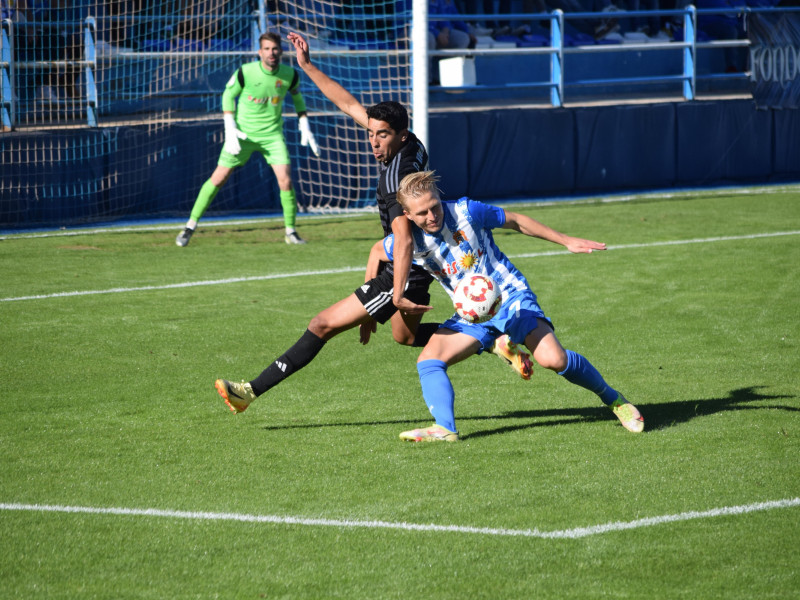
[[249, 329, 326, 396], [412, 322, 441, 347]]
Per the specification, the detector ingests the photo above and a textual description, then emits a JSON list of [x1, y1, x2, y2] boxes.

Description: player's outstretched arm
[[503, 210, 607, 253], [287, 32, 369, 128], [365, 239, 388, 282], [359, 240, 387, 345], [390, 216, 432, 314]]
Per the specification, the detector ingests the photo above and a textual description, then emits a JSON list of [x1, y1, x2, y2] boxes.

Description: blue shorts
[[441, 288, 551, 354]]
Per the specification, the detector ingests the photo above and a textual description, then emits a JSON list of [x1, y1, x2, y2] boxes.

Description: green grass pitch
[[1, 188, 798, 598]]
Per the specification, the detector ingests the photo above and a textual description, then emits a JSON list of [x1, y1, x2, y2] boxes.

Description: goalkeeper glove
[[298, 114, 320, 157], [223, 113, 247, 155]]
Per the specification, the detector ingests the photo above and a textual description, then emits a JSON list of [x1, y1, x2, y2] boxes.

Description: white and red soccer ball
[[453, 274, 502, 323]]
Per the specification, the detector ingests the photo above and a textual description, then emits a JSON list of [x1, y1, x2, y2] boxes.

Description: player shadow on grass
[[259, 386, 795, 438], [460, 385, 797, 440]]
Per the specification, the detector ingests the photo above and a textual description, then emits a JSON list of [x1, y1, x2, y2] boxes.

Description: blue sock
[[558, 350, 618, 405], [417, 359, 457, 432]]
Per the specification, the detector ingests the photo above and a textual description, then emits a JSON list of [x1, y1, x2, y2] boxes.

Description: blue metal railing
[[427, 6, 748, 105], [2, 6, 798, 128], [428, 6, 800, 105]]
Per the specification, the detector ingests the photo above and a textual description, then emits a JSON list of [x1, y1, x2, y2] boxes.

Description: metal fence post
[[683, 5, 696, 100], [1, 19, 14, 130], [412, 0, 429, 148], [84, 17, 98, 127], [252, 0, 267, 50], [550, 10, 564, 107]]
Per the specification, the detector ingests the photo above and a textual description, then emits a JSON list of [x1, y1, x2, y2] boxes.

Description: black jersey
[[376, 132, 429, 236], [375, 132, 432, 285]]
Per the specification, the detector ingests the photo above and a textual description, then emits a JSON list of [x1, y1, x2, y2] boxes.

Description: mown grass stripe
[[2, 231, 798, 303]]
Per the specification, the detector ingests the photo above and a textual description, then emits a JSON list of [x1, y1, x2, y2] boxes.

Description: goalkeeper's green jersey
[[222, 61, 307, 140]]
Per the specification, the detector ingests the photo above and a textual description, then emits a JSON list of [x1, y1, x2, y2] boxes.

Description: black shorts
[[354, 265, 432, 324]]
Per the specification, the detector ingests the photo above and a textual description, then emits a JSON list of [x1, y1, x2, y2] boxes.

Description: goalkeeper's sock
[[412, 322, 441, 347], [189, 179, 220, 224], [249, 329, 326, 396], [558, 349, 618, 405], [417, 359, 456, 432], [280, 189, 298, 230]]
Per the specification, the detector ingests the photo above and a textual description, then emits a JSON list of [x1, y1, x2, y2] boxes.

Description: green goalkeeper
[[176, 32, 319, 247]]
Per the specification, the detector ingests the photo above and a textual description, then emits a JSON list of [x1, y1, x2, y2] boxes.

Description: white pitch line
[[2, 231, 799, 303], [1, 497, 798, 539], [0, 266, 362, 303]]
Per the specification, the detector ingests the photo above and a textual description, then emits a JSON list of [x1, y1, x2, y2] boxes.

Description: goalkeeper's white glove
[[223, 113, 247, 155], [298, 114, 320, 157]]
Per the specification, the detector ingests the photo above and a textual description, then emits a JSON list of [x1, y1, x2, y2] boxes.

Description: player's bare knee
[[308, 314, 333, 338], [392, 331, 415, 346], [535, 349, 567, 372]]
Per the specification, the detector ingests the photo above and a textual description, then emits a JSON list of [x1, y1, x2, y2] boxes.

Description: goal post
[[0, 1, 420, 228]]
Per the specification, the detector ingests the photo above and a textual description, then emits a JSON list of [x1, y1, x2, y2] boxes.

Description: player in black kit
[[214, 32, 532, 415]]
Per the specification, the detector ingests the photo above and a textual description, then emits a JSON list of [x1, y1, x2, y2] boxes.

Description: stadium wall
[[2, 98, 799, 229]]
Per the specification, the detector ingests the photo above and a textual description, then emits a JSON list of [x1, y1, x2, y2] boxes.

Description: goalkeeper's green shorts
[[218, 133, 290, 168]]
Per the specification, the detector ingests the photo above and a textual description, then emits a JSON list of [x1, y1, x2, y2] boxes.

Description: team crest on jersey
[[453, 229, 467, 244], [459, 251, 478, 270], [276, 80, 283, 88]]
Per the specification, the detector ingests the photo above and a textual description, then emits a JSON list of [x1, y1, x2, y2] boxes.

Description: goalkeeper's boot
[[215, 379, 256, 414], [175, 227, 194, 247], [610, 394, 644, 433], [285, 231, 307, 245], [491, 334, 533, 380], [399, 424, 459, 442]]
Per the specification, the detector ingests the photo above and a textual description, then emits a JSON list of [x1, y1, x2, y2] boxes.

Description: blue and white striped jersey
[[384, 198, 532, 302]]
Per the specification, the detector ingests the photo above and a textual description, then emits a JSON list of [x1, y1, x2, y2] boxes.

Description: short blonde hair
[[397, 170, 441, 211]]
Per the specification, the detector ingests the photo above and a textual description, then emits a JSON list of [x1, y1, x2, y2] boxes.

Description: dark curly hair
[[366, 101, 408, 133]]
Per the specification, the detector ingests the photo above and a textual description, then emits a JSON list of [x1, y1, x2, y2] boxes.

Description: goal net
[[265, 1, 413, 214], [0, 1, 413, 228]]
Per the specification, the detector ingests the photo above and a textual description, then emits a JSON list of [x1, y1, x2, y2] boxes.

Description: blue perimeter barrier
[[2, 98, 800, 229]]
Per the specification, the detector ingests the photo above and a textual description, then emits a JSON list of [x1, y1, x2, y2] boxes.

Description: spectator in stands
[[523, 0, 602, 39], [484, 0, 514, 36], [427, 0, 476, 83], [631, 0, 664, 39], [98, 1, 149, 53], [20, 0, 86, 105], [428, 0, 476, 51], [694, 0, 746, 71], [454, 0, 494, 35], [175, 32, 319, 247], [592, 0, 664, 41]]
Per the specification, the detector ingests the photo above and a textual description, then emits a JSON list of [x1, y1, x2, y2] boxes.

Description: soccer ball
[[453, 274, 502, 323]]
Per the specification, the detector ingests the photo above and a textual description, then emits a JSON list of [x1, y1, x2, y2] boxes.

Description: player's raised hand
[[287, 32, 311, 70], [565, 236, 607, 254]]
